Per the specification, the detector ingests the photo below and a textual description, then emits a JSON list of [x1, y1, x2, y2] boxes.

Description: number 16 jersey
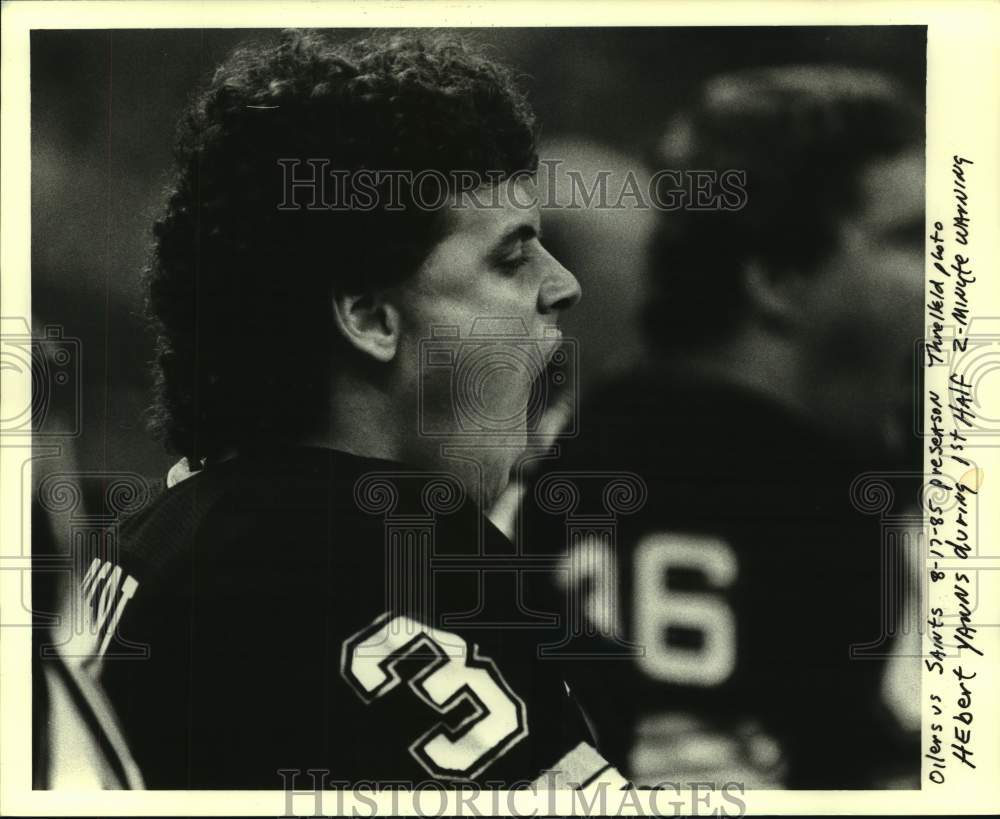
[[520, 371, 918, 789]]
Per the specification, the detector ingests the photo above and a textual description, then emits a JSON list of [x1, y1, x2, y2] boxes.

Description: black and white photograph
[[2, 2, 998, 816]]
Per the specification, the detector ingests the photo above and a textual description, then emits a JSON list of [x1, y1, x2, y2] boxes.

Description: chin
[[482, 471, 510, 512], [480, 437, 524, 503]]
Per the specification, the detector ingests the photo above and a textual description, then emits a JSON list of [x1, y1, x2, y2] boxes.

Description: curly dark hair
[[645, 65, 923, 351], [146, 29, 538, 464]]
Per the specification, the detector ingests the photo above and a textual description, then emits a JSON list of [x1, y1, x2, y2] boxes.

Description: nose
[[538, 252, 582, 314]]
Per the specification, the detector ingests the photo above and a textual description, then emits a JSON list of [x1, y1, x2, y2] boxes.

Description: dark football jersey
[[56, 446, 624, 789], [520, 370, 919, 789]]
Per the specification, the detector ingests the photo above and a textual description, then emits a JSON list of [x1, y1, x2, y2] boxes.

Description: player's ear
[[741, 259, 805, 332], [331, 290, 401, 363]]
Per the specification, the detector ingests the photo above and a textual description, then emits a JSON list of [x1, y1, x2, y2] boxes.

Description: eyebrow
[[489, 223, 541, 257]]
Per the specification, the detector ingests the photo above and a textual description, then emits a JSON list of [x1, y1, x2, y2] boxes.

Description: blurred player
[[38, 30, 640, 790], [521, 66, 924, 788]]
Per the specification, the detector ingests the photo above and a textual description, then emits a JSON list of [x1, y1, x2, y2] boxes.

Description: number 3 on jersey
[[635, 533, 738, 686], [340, 613, 528, 780]]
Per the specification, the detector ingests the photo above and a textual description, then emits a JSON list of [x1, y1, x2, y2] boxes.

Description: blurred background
[[31, 26, 926, 483]]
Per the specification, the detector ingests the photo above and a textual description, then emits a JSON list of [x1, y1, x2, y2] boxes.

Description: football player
[[520, 66, 924, 788], [44, 29, 636, 791]]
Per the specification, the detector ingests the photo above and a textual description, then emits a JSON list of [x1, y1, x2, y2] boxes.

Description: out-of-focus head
[[647, 65, 923, 453], [146, 29, 544, 466]]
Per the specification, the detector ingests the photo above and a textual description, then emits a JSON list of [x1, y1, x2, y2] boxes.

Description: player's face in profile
[[800, 148, 924, 453], [394, 176, 581, 499]]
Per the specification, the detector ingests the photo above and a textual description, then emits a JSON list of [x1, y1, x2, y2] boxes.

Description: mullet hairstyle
[[146, 29, 538, 464]]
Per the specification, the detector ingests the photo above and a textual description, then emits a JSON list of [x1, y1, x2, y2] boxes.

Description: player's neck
[[299, 371, 517, 514], [296, 370, 409, 465], [672, 330, 814, 423]]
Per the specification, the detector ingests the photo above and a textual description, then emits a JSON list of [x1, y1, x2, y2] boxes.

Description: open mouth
[[542, 326, 563, 365]]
